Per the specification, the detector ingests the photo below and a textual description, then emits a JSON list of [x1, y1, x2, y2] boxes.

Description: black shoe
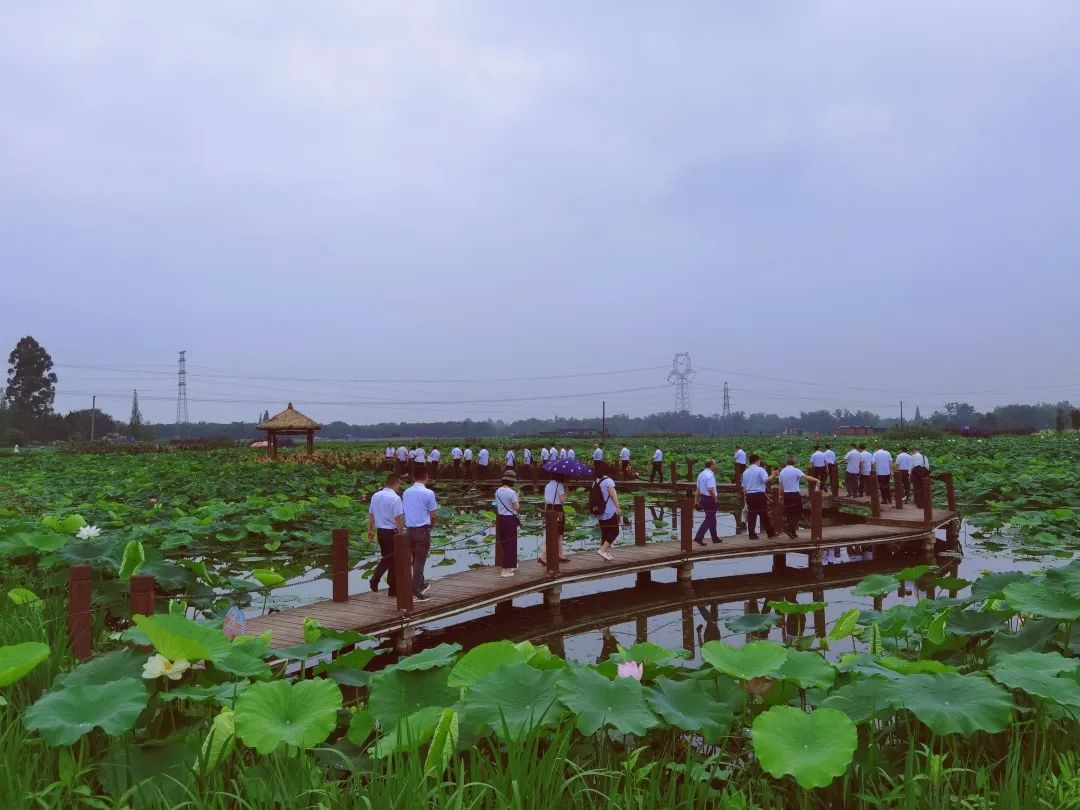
[[711, 539, 722, 545], [421, 585, 431, 596], [694, 539, 706, 547], [748, 533, 759, 540], [414, 594, 431, 603], [767, 532, 779, 539], [369, 578, 378, 593], [786, 529, 798, 539], [387, 590, 396, 598]]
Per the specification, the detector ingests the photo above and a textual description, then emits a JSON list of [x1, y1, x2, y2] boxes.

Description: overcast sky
[[3, 1, 1079, 425]]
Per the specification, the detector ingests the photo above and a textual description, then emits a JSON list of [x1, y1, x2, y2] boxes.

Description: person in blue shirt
[[741, 454, 778, 540], [402, 470, 438, 602]]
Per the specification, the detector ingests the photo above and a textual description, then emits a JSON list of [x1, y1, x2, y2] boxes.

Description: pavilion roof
[[256, 403, 322, 432]]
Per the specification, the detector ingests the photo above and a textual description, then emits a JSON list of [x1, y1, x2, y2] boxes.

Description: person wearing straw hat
[[495, 469, 521, 577], [539, 470, 569, 567]]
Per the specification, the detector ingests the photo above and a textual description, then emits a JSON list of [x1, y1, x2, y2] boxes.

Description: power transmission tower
[[722, 382, 731, 420], [175, 350, 188, 434], [667, 353, 695, 414]]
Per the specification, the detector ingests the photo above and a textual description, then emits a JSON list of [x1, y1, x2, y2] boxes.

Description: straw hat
[[501, 469, 518, 483]]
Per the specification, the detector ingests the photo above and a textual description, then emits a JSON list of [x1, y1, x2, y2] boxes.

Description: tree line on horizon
[[2, 336, 1078, 444]]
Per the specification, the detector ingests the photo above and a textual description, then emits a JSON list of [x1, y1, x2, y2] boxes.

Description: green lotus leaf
[[556, 666, 659, 736], [271, 638, 344, 661], [374, 706, 442, 758], [1044, 559, 1080, 598], [118, 540, 146, 580], [725, 613, 781, 634], [852, 574, 899, 598], [314, 647, 376, 676], [7, 587, 40, 606], [233, 678, 342, 754], [515, 641, 566, 670], [945, 610, 1010, 636], [819, 679, 900, 723], [58, 537, 123, 571], [886, 673, 1013, 736], [827, 609, 860, 641], [989, 651, 1080, 709], [751, 706, 856, 788], [895, 565, 932, 581], [989, 618, 1060, 658], [24, 679, 149, 746], [448, 641, 528, 688], [876, 656, 955, 676], [932, 577, 971, 591], [197, 709, 235, 774], [213, 645, 272, 680], [346, 708, 375, 747], [133, 614, 232, 663], [367, 665, 457, 727], [424, 708, 459, 774], [767, 600, 826, 616], [251, 569, 285, 588], [160, 682, 249, 708], [1004, 581, 1080, 620], [53, 649, 144, 689], [971, 571, 1027, 602], [42, 514, 86, 534], [21, 533, 69, 552], [836, 654, 905, 680], [463, 662, 564, 740], [645, 676, 733, 744], [610, 642, 691, 665], [701, 641, 787, 681], [389, 643, 463, 673], [779, 650, 836, 690], [0, 642, 50, 687]]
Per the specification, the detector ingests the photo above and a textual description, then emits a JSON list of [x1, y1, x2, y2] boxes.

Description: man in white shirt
[[463, 446, 474, 478], [540, 446, 550, 466], [539, 472, 568, 566], [911, 446, 931, 508], [367, 474, 405, 595], [619, 445, 631, 479], [859, 444, 873, 497], [451, 446, 463, 477], [505, 448, 516, 470], [895, 447, 914, 502], [402, 470, 438, 602], [823, 445, 838, 493], [478, 447, 490, 476], [412, 444, 426, 478], [734, 446, 748, 485], [809, 446, 828, 491], [595, 467, 620, 560], [593, 445, 604, 466], [872, 443, 893, 503], [428, 447, 441, 478], [567, 447, 576, 460], [522, 447, 532, 477], [384, 445, 395, 471], [693, 460, 721, 545], [649, 447, 664, 482], [395, 445, 408, 475], [741, 454, 778, 539], [778, 457, 820, 539], [844, 443, 861, 497], [558, 447, 568, 460]]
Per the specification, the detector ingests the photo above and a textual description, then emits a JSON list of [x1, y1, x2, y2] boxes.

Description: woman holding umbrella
[[538, 470, 569, 567], [494, 469, 521, 577]]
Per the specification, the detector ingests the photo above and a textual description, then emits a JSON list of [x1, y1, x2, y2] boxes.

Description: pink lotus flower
[[616, 661, 644, 681]]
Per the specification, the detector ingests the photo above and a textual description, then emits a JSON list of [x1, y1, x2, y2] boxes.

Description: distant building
[[535, 428, 601, 438], [836, 425, 885, 436]]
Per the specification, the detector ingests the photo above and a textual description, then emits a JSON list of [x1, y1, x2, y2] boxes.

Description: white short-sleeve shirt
[[810, 450, 827, 468], [845, 449, 861, 473], [860, 450, 873, 474], [385, 446, 394, 458], [696, 468, 718, 496], [452, 447, 463, 460], [396, 446, 408, 461], [402, 483, 437, 527], [478, 449, 490, 465], [619, 447, 630, 461], [593, 448, 603, 461], [413, 448, 426, 463], [523, 449, 532, 463], [779, 466, 804, 494], [369, 488, 404, 530], [429, 449, 441, 462], [598, 476, 618, 519], [896, 452, 913, 471], [494, 485, 518, 515], [540, 448, 550, 461], [734, 449, 747, 465], [567, 449, 576, 460], [824, 449, 837, 465], [558, 449, 567, 459], [544, 480, 565, 505], [742, 465, 768, 493], [653, 449, 663, 462], [463, 448, 473, 461], [506, 450, 515, 465], [872, 449, 893, 475]]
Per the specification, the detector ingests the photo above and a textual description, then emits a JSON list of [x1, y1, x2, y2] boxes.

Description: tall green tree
[[129, 390, 144, 439], [5, 336, 57, 439]]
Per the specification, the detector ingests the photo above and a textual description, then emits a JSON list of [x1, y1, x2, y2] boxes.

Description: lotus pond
[[0, 434, 1078, 807]]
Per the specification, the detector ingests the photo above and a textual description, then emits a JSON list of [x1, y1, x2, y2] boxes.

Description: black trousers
[[898, 469, 911, 500], [845, 471, 858, 497], [877, 474, 891, 503], [858, 473, 867, 496], [782, 492, 803, 535], [827, 463, 838, 492], [621, 460, 630, 478], [734, 462, 746, 486], [649, 461, 663, 482], [371, 528, 397, 594], [745, 492, 775, 538], [811, 467, 827, 491], [453, 458, 461, 477], [429, 461, 439, 478], [694, 494, 719, 542], [407, 526, 431, 597], [464, 460, 473, 478], [912, 469, 929, 508]]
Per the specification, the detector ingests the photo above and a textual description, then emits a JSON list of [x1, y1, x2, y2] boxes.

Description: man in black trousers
[[741, 454, 778, 540]]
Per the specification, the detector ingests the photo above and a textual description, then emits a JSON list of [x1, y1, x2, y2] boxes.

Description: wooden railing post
[[332, 528, 349, 603], [68, 565, 92, 662], [685, 460, 694, 482], [922, 478, 934, 526], [830, 466, 839, 499], [544, 510, 560, 577], [633, 495, 646, 547], [869, 472, 881, 517], [130, 574, 156, 618], [771, 485, 784, 532], [810, 482, 823, 542], [394, 532, 414, 612], [943, 473, 956, 512], [894, 471, 903, 509], [670, 461, 678, 484], [680, 499, 693, 554]]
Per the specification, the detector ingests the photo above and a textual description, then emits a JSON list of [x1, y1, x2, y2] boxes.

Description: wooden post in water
[[543, 585, 562, 610], [809, 548, 823, 580], [544, 510, 561, 577], [394, 533, 414, 612], [633, 495, 650, 586], [681, 605, 694, 654], [922, 478, 934, 526], [130, 574, 155, 618], [636, 616, 648, 645], [810, 482, 823, 542], [772, 553, 787, 572], [812, 589, 826, 638], [869, 473, 881, 518], [331, 528, 349, 603], [68, 565, 92, 662], [873, 595, 884, 612]]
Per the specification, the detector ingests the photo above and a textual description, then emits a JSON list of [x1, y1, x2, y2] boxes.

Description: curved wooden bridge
[[245, 474, 959, 650]]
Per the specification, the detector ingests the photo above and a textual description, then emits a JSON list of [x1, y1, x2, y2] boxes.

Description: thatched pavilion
[[256, 403, 322, 458]]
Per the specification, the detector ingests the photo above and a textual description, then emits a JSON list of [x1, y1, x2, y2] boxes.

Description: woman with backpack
[[590, 462, 620, 560], [538, 471, 569, 566], [495, 470, 521, 577]]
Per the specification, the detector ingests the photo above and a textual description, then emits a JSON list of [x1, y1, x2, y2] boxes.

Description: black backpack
[[588, 477, 609, 516]]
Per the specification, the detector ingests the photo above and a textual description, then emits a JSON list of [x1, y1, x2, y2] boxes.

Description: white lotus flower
[[75, 525, 102, 540], [142, 654, 190, 681]]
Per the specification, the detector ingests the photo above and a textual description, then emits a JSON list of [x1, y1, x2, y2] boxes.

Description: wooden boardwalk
[[246, 512, 954, 648]]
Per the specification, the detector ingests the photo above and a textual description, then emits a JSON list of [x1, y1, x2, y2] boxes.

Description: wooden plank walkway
[[246, 517, 952, 648]]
